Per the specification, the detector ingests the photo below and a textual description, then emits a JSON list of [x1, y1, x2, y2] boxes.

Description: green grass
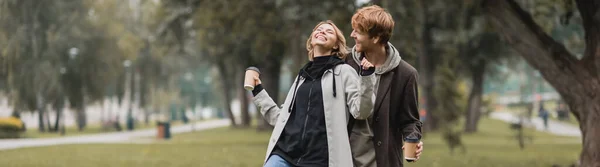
[[408, 117, 581, 167], [0, 118, 581, 167], [21, 120, 195, 139]]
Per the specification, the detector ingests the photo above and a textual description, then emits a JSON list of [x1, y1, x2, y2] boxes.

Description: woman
[[249, 20, 376, 167]]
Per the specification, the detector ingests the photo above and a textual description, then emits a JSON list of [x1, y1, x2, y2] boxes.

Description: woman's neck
[[313, 46, 333, 58]]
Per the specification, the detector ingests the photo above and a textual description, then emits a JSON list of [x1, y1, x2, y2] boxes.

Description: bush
[[0, 117, 25, 139]]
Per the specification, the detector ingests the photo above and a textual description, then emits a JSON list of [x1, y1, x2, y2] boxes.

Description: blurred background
[[0, 0, 596, 166]]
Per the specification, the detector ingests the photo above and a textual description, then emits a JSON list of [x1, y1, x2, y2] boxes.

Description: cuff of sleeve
[[360, 67, 375, 76], [252, 84, 264, 96]]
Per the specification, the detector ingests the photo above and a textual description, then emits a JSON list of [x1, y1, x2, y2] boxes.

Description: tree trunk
[[101, 99, 105, 123], [144, 109, 150, 125], [127, 69, 136, 130], [240, 76, 251, 127], [109, 98, 114, 122], [45, 109, 51, 132], [418, 0, 439, 131], [578, 102, 600, 167], [76, 105, 87, 131], [37, 110, 45, 132], [216, 60, 237, 127], [256, 42, 285, 131], [11, 109, 20, 118], [37, 93, 45, 132], [483, 0, 600, 165], [54, 106, 61, 132], [465, 63, 485, 133]]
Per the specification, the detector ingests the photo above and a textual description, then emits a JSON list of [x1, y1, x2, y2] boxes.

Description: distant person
[[249, 20, 376, 167], [539, 104, 549, 130]]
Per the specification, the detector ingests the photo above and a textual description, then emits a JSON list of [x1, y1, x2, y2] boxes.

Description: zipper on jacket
[[300, 83, 313, 141], [298, 82, 313, 164]]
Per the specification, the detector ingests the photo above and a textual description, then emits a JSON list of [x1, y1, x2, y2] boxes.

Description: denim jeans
[[264, 154, 292, 167]]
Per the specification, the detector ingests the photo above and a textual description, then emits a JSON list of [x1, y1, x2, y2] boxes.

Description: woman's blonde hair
[[306, 20, 349, 61]]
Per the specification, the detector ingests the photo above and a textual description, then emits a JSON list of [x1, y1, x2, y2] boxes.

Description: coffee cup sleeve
[[246, 67, 261, 74]]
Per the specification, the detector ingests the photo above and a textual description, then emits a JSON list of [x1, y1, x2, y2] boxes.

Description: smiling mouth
[[315, 34, 327, 41]]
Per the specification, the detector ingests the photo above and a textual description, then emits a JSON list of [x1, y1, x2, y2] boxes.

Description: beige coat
[[253, 64, 374, 167]]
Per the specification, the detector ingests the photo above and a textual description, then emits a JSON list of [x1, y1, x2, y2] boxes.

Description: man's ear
[[372, 36, 380, 44]]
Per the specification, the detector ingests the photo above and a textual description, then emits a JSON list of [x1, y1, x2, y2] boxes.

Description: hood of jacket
[[351, 42, 402, 75]]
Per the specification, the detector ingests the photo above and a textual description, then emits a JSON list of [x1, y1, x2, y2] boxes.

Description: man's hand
[[415, 141, 423, 160], [361, 58, 374, 70], [402, 141, 424, 161]]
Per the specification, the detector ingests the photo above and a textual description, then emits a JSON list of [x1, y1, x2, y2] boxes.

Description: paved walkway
[[0, 119, 230, 151], [490, 111, 581, 137]]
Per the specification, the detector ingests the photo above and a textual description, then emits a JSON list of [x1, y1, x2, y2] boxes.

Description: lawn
[[0, 118, 581, 167], [21, 120, 196, 138]]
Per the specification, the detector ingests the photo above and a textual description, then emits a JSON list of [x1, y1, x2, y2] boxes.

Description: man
[[346, 5, 423, 167]]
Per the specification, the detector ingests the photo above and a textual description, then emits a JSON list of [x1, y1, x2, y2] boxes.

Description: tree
[[0, 0, 128, 132], [0, 0, 87, 131], [414, 0, 448, 131], [192, 0, 244, 127], [462, 31, 508, 133], [483, 0, 600, 165], [435, 54, 465, 154]]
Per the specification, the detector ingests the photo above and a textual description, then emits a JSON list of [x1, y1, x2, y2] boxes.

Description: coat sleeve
[[341, 65, 375, 120], [252, 88, 283, 126], [397, 72, 423, 139]]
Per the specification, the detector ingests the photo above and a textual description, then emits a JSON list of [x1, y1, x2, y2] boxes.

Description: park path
[[0, 119, 230, 151], [489, 111, 581, 137]]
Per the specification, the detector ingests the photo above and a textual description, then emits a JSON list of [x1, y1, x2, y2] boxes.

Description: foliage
[[434, 52, 467, 154]]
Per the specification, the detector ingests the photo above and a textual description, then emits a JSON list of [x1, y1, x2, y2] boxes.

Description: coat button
[[272, 138, 277, 143], [281, 119, 286, 123], [377, 141, 382, 146], [375, 117, 379, 122]]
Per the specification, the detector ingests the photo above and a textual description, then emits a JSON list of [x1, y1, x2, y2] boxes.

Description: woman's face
[[310, 23, 338, 50]]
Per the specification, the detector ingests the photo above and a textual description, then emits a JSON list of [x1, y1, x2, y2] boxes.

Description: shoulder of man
[[394, 59, 418, 77]]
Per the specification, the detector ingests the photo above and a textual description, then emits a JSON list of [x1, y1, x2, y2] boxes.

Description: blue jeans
[[264, 154, 292, 167]]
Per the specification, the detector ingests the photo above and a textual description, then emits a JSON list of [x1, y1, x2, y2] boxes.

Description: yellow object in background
[[0, 117, 24, 130]]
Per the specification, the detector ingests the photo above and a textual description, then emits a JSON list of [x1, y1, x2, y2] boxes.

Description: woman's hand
[[254, 76, 262, 85]]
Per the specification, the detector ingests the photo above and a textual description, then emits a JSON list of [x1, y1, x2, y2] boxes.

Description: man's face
[[350, 28, 377, 53]]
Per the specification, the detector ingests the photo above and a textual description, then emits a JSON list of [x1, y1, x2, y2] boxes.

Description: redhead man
[[346, 5, 424, 167]]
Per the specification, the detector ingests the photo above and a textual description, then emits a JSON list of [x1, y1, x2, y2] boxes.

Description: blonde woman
[[249, 20, 376, 167]]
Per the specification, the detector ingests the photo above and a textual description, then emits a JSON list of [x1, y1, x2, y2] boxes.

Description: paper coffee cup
[[404, 137, 419, 162], [244, 67, 260, 91]]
